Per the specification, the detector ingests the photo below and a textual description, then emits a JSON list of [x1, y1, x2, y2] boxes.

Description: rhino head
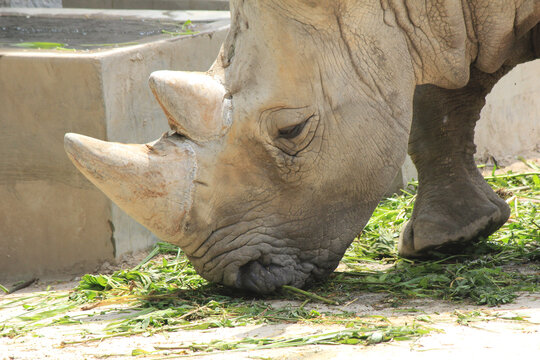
[[65, 1, 422, 293]]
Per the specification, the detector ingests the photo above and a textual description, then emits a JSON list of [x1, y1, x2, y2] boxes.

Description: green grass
[[1, 169, 538, 355], [333, 169, 539, 306], [126, 323, 434, 358]]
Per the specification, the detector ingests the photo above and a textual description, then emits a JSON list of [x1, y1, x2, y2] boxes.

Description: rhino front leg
[[398, 66, 514, 258]]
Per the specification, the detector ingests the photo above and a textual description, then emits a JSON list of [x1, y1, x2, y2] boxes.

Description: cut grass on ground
[[1, 170, 538, 356]]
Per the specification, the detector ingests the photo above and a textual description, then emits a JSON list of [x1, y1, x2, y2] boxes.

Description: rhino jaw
[[64, 132, 197, 242]]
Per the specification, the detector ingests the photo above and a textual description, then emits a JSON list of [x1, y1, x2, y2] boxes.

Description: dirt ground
[[478, 151, 540, 176], [2, 241, 540, 360], [1, 279, 539, 359]]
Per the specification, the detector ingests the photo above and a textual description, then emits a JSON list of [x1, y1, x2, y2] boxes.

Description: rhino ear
[[388, 0, 470, 88]]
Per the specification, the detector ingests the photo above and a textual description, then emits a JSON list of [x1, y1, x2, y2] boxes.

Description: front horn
[[64, 132, 197, 243]]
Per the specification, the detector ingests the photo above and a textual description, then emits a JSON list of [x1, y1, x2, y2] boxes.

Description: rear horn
[[149, 71, 232, 142]]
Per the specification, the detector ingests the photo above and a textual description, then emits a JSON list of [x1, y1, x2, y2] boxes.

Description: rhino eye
[[262, 107, 318, 156], [277, 118, 309, 139], [276, 116, 318, 156]]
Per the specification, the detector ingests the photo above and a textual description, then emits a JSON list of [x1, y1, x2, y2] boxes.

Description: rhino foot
[[398, 173, 510, 258]]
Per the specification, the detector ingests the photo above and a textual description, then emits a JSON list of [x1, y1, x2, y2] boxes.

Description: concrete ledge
[[0, 7, 230, 22], [62, 0, 230, 11], [0, 8, 230, 282], [1, 0, 62, 7]]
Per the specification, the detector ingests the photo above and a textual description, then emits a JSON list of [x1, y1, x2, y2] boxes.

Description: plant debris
[[1, 170, 538, 356]]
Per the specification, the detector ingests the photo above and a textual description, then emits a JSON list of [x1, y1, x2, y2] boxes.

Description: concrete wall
[[0, 15, 229, 282], [0, 55, 112, 281]]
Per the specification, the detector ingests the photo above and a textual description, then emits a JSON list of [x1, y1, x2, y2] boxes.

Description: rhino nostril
[[259, 253, 272, 266]]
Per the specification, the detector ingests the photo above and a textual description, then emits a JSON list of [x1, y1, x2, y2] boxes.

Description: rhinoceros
[[64, 0, 540, 293]]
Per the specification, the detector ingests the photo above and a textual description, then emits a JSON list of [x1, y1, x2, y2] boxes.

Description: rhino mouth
[[189, 228, 338, 293], [236, 257, 316, 294], [191, 215, 349, 292]]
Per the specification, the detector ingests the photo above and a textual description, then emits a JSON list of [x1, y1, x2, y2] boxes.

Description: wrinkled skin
[[65, 0, 540, 293]]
